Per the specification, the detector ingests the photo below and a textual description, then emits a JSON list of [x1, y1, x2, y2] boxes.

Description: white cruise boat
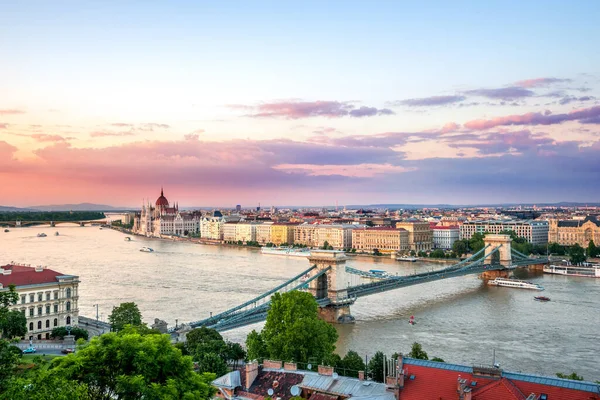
[[261, 246, 311, 257], [488, 277, 544, 290], [397, 256, 418, 262], [543, 264, 600, 278], [139, 247, 154, 253]]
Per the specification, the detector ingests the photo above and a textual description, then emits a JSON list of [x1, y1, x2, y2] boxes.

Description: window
[[38, 293, 43, 302], [29, 322, 34, 331], [29, 308, 34, 317], [66, 288, 72, 298], [66, 301, 71, 311], [30, 294, 35, 303], [53, 318, 58, 327], [54, 291, 58, 300], [38, 306, 43, 315], [21, 295, 26, 304], [46, 320, 50, 328], [66, 316, 71, 325], [37, 321, 42, 329], [46, 305, 50, 314], [46, 292, 50, 301], [54, 304, 58, 313]]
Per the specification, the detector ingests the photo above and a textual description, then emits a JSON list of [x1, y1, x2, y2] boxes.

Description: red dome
[[155, 188, 169, 207]]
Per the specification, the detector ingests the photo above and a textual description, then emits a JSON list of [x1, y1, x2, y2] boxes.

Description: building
[[432, 225, 460, 249], [0, 263, 80, 341], [270, 223, 297, 246], [212, 357, 600, 400], [352, 227, 409, 253], [394, 221, 433, 252], [294, 224, 357, 249], [235, 222, 258, 243], [255, 222, 274, 245], [200, 216, 225, 240], [133, 188, 200, 237], [439, 216, 467, 226], [548, 215, 600, 246], [223, 222, 239, 242], [460, 220, 549, 245]]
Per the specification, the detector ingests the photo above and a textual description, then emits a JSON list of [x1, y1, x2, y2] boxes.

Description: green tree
[[373, 248, 381, 256], [548, 242, 565, 255], [367, 351, 385, 382], [431, 357, 445, 362], [430, 249, 445, 258], [587, 240, 598, 258], [224, 341, 246, 369], [556, 372, 583, 381], [1, 310, 27, 338], [0, 340, 22, 392], [568, 244, 586, 265], [108, 302, 143, 332], [452, 240, 467, 256], [185, 327, 226, 359], [246, 291, 338, 364], [0, 368, 90, 400], [50, 330, 216, 400], [340, 351, 366, 378], [322, 241, 330, 250], [196, 352, 228, 377], [50, 326, 89, 341], [408, 342, 428, 360], [469, 233, 485, 253], [246, 330, 268, 362]]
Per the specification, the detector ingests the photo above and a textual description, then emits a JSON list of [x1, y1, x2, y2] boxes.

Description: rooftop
[[0, 264, 76, 288]]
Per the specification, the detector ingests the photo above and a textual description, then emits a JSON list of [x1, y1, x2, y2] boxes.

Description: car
[[61, 348, 74, 354], [22, 347, 36, 354]]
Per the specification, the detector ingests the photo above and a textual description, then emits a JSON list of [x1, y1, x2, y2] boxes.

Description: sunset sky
[[1, 1, 600, 207]]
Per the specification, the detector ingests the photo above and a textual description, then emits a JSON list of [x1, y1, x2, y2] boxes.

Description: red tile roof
[[0, 264, 66, 287]]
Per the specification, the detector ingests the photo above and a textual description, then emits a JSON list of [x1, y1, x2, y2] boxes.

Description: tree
[[408, 342, 428, 360], [587, 240, 598, 258], [548, 242, 565, 256], [108, 302, 143, 332], [469, 233, 485, 253], [367, 351, 385, 382], [50, 330, 216, 400], [322, 241, 330, 250], [568, 244, 586, 265], [373, 248, 381, 256], [0, 368, 90, 400], [50, 326, 89, 341], [246, 291, 338, 364], [431, 357, 445, 362], [196, 352, 228, 377], [0, 340, 22, 392], [452, 240, 467, 257], [340, 351, 366, 378], [430, 249, 445, 258], [1, 310, 27, 339], [224, 341, 246, 369], [556, 372, 583, 381], [185, 327, 227, 359]]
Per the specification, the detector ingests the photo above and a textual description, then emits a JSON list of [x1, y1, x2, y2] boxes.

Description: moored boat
[[37, 233, 47, 237], [543, 264, 600, 278], [488, 277, 544, 290], [124, 237, 131, 241], [261, 246, 311, 257], [139, 247, 154, 252], [54, 232, 59, 236], [3, 229, 9, 233], [534, 296, 551, 302], [397, 256, 418, 262]]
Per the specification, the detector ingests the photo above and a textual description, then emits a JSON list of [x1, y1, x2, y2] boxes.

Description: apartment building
[[432, 226, 460, 249], [235, 222, 259, 243], [0, 264, 79, 340], [255, 223, 274, 245], [270, 223, 296, 245], [352, 227, 409, 253], [293, 224, 358, 249], [200, 216, 224, 240], [460, 220, 549, 245], [394, 221, 433, 252]]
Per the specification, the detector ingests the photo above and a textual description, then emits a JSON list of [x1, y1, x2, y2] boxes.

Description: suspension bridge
[[171, 234, 547, 334]]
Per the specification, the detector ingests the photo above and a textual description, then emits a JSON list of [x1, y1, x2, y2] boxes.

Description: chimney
[[284, 362, 297, 371], [2, 269, 11, 275], [318, 365, 334, 376], [35, 265, 44, 272], [263, 360, 282, 370], [463, 387, 472, 400], [358, 371, 365, 381], [245, 361, 259, 390]]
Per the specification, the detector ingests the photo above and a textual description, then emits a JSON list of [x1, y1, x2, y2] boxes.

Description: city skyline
[[2, 1, 600, 207]]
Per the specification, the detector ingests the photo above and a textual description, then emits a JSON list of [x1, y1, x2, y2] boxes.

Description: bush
[[50, 327, 89, 341]]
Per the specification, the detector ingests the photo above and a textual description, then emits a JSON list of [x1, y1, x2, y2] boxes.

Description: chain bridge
[[171, 234, 547, 334]]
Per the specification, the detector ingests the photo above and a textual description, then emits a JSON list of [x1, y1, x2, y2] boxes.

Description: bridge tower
[[307, 250, 355, 324], [482, 234, 512, 279]]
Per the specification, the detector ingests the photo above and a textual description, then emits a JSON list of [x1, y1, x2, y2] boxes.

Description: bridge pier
[[50, 221, 55, 227], [480, 269, 509, 280], [307, 250, 355, 324]]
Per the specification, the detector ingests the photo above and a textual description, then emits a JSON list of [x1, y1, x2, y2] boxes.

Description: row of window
[[29, 316, 71, 331], [20, 288, 73, 304], [23, 301, 72, 316]]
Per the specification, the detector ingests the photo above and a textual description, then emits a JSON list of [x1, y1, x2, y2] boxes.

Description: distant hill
[[29, 203, 134, 212], [0, 206, 35, 212]]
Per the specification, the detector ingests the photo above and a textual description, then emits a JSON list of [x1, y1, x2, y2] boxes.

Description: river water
[[1, 225, 598, 380]]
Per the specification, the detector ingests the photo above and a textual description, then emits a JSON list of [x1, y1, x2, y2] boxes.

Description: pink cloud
[[0, 109, 25, 116], [464, 105, 600, 130], [273, 163, 414, 178], [514, 77, 572, 88], [0, 123, 7, 129], [29, 134, 75, 142], [237, 100, 394, 119], [110, 123, 134, 127], [90, 131, 135, 138], [441, 122, 460, 133]]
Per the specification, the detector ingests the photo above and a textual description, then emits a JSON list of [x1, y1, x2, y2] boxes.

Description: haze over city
[[1, 1, 600, 207]]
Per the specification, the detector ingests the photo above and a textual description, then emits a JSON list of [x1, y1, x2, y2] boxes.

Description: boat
[[409, 315, 416, 325], [124, 237, 131, 241], [261, 246, 311, 257], [139, 247, 154, 252], [37, 233, 47, 237], [99, 227, 103, 230], [543, 264, 600, 278], [3, 229, 8, 233], [397, 256, 418, 262], [488, 277, 544, 290], [534, 296, 551, 302], [369, 269, 392, 278], [54, 232, 59, 236]]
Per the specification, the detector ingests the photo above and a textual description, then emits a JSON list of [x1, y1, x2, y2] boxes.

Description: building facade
[[255, 223, 273, 245], [351, 227, 409, 253], [293, 224, 357, 249], [200, 216, 224, 240], [394, 221, 433, 252], [0, 264, 80, 340], [222, 222, 238, 242], [548, 216, 600, 246], [133, 188, 200, 237], [269, 223, 296, 245], [432, 225, 460, 249], [235, 222, 258, 243], [460, 219, 549, 245]]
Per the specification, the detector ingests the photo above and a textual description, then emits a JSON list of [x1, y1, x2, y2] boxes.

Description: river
[[1, 225, 598, 380]]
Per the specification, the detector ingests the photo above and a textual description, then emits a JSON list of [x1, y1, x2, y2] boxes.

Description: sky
[[1, 0, 600, 207]]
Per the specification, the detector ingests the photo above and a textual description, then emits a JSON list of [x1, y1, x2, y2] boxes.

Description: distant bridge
[[171, 234, 547, 334], [2, 220, 109, 227]]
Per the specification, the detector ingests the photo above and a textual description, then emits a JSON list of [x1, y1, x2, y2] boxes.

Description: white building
[[255, 222, 274, 244], [235, 222, 259, 243], [200, 216, 224, 240], [293, 224, 358, 249], [133, 188, 200, 237], [432, 226, 460, 249], [460, 220, 549, 245], [222, 222, 238, 242], [1, 264, 80, 341]]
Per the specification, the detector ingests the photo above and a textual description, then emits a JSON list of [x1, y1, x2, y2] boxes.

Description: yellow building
[[293, 224, 357, 249], [352, 227, 409, 253], [270, 223, 296, 245], [394, 221, 433, 252], [548, 216, 600, 246]]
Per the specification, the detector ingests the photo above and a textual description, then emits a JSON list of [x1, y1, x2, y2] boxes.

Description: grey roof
[[213, 370, 241, 390], [557, 216, 599, 227]]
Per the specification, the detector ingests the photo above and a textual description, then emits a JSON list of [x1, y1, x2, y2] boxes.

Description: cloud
[[0, 123, 7, 129], [464, 105, 600, 130], [273, 163, 414, 178], [236, 100, 394, 119], [558, 95, 596, 105], [441, 122, 460, 133], [465, 87, 535, 101], [389, 95, 466, 107], [29, 134, 75, 142], [110, 123, 134, 127], [0, 109, 25, 116], [514, 78, 572, 88], [90, 131, 136, 138], [138, 123, 170, 131]]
